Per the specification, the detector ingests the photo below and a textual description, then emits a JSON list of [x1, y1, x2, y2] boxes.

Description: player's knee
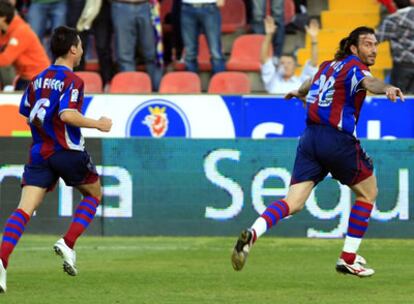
[[90, 187, 103, 202], [360, 186, 378, 203], [78, 183, 103, 203], [367, 186, 378, 203], [91, 191, 102, 203]]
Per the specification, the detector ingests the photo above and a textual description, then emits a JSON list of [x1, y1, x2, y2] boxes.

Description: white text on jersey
[[33, 77, 65, 92]]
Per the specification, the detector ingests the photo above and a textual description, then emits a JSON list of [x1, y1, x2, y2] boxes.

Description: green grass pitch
[[2, 236, 413, 303]]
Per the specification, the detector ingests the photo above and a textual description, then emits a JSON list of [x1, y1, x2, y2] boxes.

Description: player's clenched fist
[[98, 116, 112, 132]]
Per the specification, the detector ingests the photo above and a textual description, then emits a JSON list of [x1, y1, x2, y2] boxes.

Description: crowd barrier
[[1, 93, 413, 139]]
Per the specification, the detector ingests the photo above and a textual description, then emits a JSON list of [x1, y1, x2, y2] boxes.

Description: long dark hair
[[334, 26, 375, 60]]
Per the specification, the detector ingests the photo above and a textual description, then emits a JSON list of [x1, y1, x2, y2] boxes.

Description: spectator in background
[[162, 0, 184, 65], [27, 0, 67, 46], [66, 0, 91, 70], [260, 16, 319, 94], [377, 0, 397, 13], [0, 0, 50, 90], [111, 0, 162, 91], [10, 0, 30, 19], [181, 0, 225, 74], [67, 0, 115, 87], [251, 0, 285, 57], [377, 0, 414, 93]]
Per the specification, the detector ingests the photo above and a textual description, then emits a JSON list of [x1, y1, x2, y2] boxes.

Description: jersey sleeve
[[19, 83, 32, 117], [350, 63, 372, 95], [58, 79, 84, 115]]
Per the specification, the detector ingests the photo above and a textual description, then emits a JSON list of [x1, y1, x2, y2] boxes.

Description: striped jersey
[[305, 55, 372, 135], [19, 65, 85, 165]]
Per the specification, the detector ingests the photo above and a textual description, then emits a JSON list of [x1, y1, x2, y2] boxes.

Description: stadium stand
[[74, 71, 103, 93], [208, 71, 251, 94], [220, 0, 246, 34], [35, 0, 393, 93], [297, 0, 391, 80], [226, 34, 266, 92], [159, 71, 201, 93], [109, 72, 152, 94], [226, 34, 264, 71]]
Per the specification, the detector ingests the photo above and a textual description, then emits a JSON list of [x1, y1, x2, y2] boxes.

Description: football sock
[[251, 200, 290, 243], [64, 196, 100, 249], [341, 200, 373, 264], [0, 209, 30, 268]]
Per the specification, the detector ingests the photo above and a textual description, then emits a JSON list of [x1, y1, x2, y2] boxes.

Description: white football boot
[[336, 254, 375, 277], [0, 259, 6, 293], [53, 238, 78, 276]]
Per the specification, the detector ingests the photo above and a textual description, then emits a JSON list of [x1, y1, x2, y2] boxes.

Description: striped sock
[[0, 209, 30, 268], [63, 196, 100, 249], [341, 200, 373, 264], [260, 199, 290, 231]]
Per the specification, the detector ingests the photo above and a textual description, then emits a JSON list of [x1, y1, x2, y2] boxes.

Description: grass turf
[[1, 236, 413, 303]]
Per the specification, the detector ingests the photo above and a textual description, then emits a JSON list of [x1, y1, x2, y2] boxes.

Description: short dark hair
[[393, 0, 411, 9], [0, 0, 15, 24], [280, 53, 297, 61], [50, 26, 80, 59], [334, 26, 375, 60]]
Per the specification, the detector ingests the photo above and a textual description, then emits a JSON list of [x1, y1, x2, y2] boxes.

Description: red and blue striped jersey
[[19, 65, 85, 165], [305, 55, 372, 135]]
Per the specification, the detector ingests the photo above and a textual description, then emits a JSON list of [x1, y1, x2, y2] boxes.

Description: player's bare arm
[[362, 76, 405, 102], [60, 110, 112, 132], [284, 78, 312, 101]]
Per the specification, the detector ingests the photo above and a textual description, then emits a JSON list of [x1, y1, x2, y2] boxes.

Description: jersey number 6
[[29, 98, 50, 125]]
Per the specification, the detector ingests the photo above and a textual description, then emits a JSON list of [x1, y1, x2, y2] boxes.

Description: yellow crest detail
[[148, 106, 166, 115]]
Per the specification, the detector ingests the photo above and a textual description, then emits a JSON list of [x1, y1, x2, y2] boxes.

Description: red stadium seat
[[74, 71, 103, 93], [159, 72, 201, 93], [208, 72, 251, 94], [160, 0, 174, 33], [109, 72, 152, 93], [226, 34, 265, 71], [174, 35, 212, 71], [284, 0, 296, 24], [220, 0, 246, 33]]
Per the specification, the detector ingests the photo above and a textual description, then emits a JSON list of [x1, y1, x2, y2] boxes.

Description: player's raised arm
[[60, 110, 112, 132], [362, 76, 405, 102]]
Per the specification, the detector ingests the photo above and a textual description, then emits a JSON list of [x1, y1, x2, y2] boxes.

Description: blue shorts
[[291, 125, 373, 186], [22, 150, 99, 192]]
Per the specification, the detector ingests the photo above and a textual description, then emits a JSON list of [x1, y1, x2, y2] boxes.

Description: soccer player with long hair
[[231, 26, 405, 277]]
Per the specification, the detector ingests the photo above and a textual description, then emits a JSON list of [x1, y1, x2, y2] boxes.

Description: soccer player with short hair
[[231, 26, 405, 277], [0, 26, 112, 293]]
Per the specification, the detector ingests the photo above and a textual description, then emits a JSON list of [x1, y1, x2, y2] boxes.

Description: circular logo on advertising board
[[126, 99, 191, 137]]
